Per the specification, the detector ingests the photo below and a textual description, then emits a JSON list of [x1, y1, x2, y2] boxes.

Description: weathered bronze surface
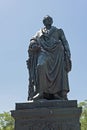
[[27, 15, 72, 101]]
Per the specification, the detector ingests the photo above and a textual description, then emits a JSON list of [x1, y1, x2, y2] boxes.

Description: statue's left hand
[[65, 57, 72, 73]]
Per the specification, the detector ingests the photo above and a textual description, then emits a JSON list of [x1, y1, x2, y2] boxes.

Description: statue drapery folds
[[27, 15, 72, 101]]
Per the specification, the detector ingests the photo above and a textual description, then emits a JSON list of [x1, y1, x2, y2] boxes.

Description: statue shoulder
[[51, 26, 58, 31], [52, 27, 64, 34], [56, 28, 66, 38], [58, 28, 64, 33]]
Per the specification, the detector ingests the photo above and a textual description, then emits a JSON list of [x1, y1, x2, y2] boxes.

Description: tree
[[79, 100, 87, 130], [0, 112, 14, 130]]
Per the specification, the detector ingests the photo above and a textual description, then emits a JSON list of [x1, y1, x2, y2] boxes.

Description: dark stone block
[[11, 100, 82, 130], [16, 100, 77, 110]]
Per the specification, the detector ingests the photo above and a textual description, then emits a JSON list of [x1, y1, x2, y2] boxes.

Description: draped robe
[[27, 26, 71, 99]]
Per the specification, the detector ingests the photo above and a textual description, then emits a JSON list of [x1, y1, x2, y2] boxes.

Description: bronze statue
[[27, 15, 72, 101]]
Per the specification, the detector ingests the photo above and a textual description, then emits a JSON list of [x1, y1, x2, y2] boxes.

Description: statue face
[[43, 15, 53, 27], [44, 18, 51, 26]]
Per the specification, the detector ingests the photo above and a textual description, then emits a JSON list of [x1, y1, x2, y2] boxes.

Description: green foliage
[[0, 112, 14, 130], [79, 100, 87, 130]]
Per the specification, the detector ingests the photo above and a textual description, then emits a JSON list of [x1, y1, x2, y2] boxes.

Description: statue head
[[43, 15, 53, 27]]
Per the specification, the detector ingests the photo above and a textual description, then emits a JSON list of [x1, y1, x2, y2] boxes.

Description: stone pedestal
[[11, 100, 82, 130]]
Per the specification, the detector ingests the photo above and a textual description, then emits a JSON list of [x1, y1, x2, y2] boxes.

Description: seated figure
[[27, 15, 72, 101]]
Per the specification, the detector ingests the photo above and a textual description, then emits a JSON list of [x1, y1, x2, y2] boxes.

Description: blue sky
[[0, 0, 87, 113]]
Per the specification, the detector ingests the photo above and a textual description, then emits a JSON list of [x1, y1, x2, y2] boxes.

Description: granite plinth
[[11, 100, 82, 130]]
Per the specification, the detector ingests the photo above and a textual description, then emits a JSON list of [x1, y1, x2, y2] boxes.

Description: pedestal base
[[11, 100, 82, 130]]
